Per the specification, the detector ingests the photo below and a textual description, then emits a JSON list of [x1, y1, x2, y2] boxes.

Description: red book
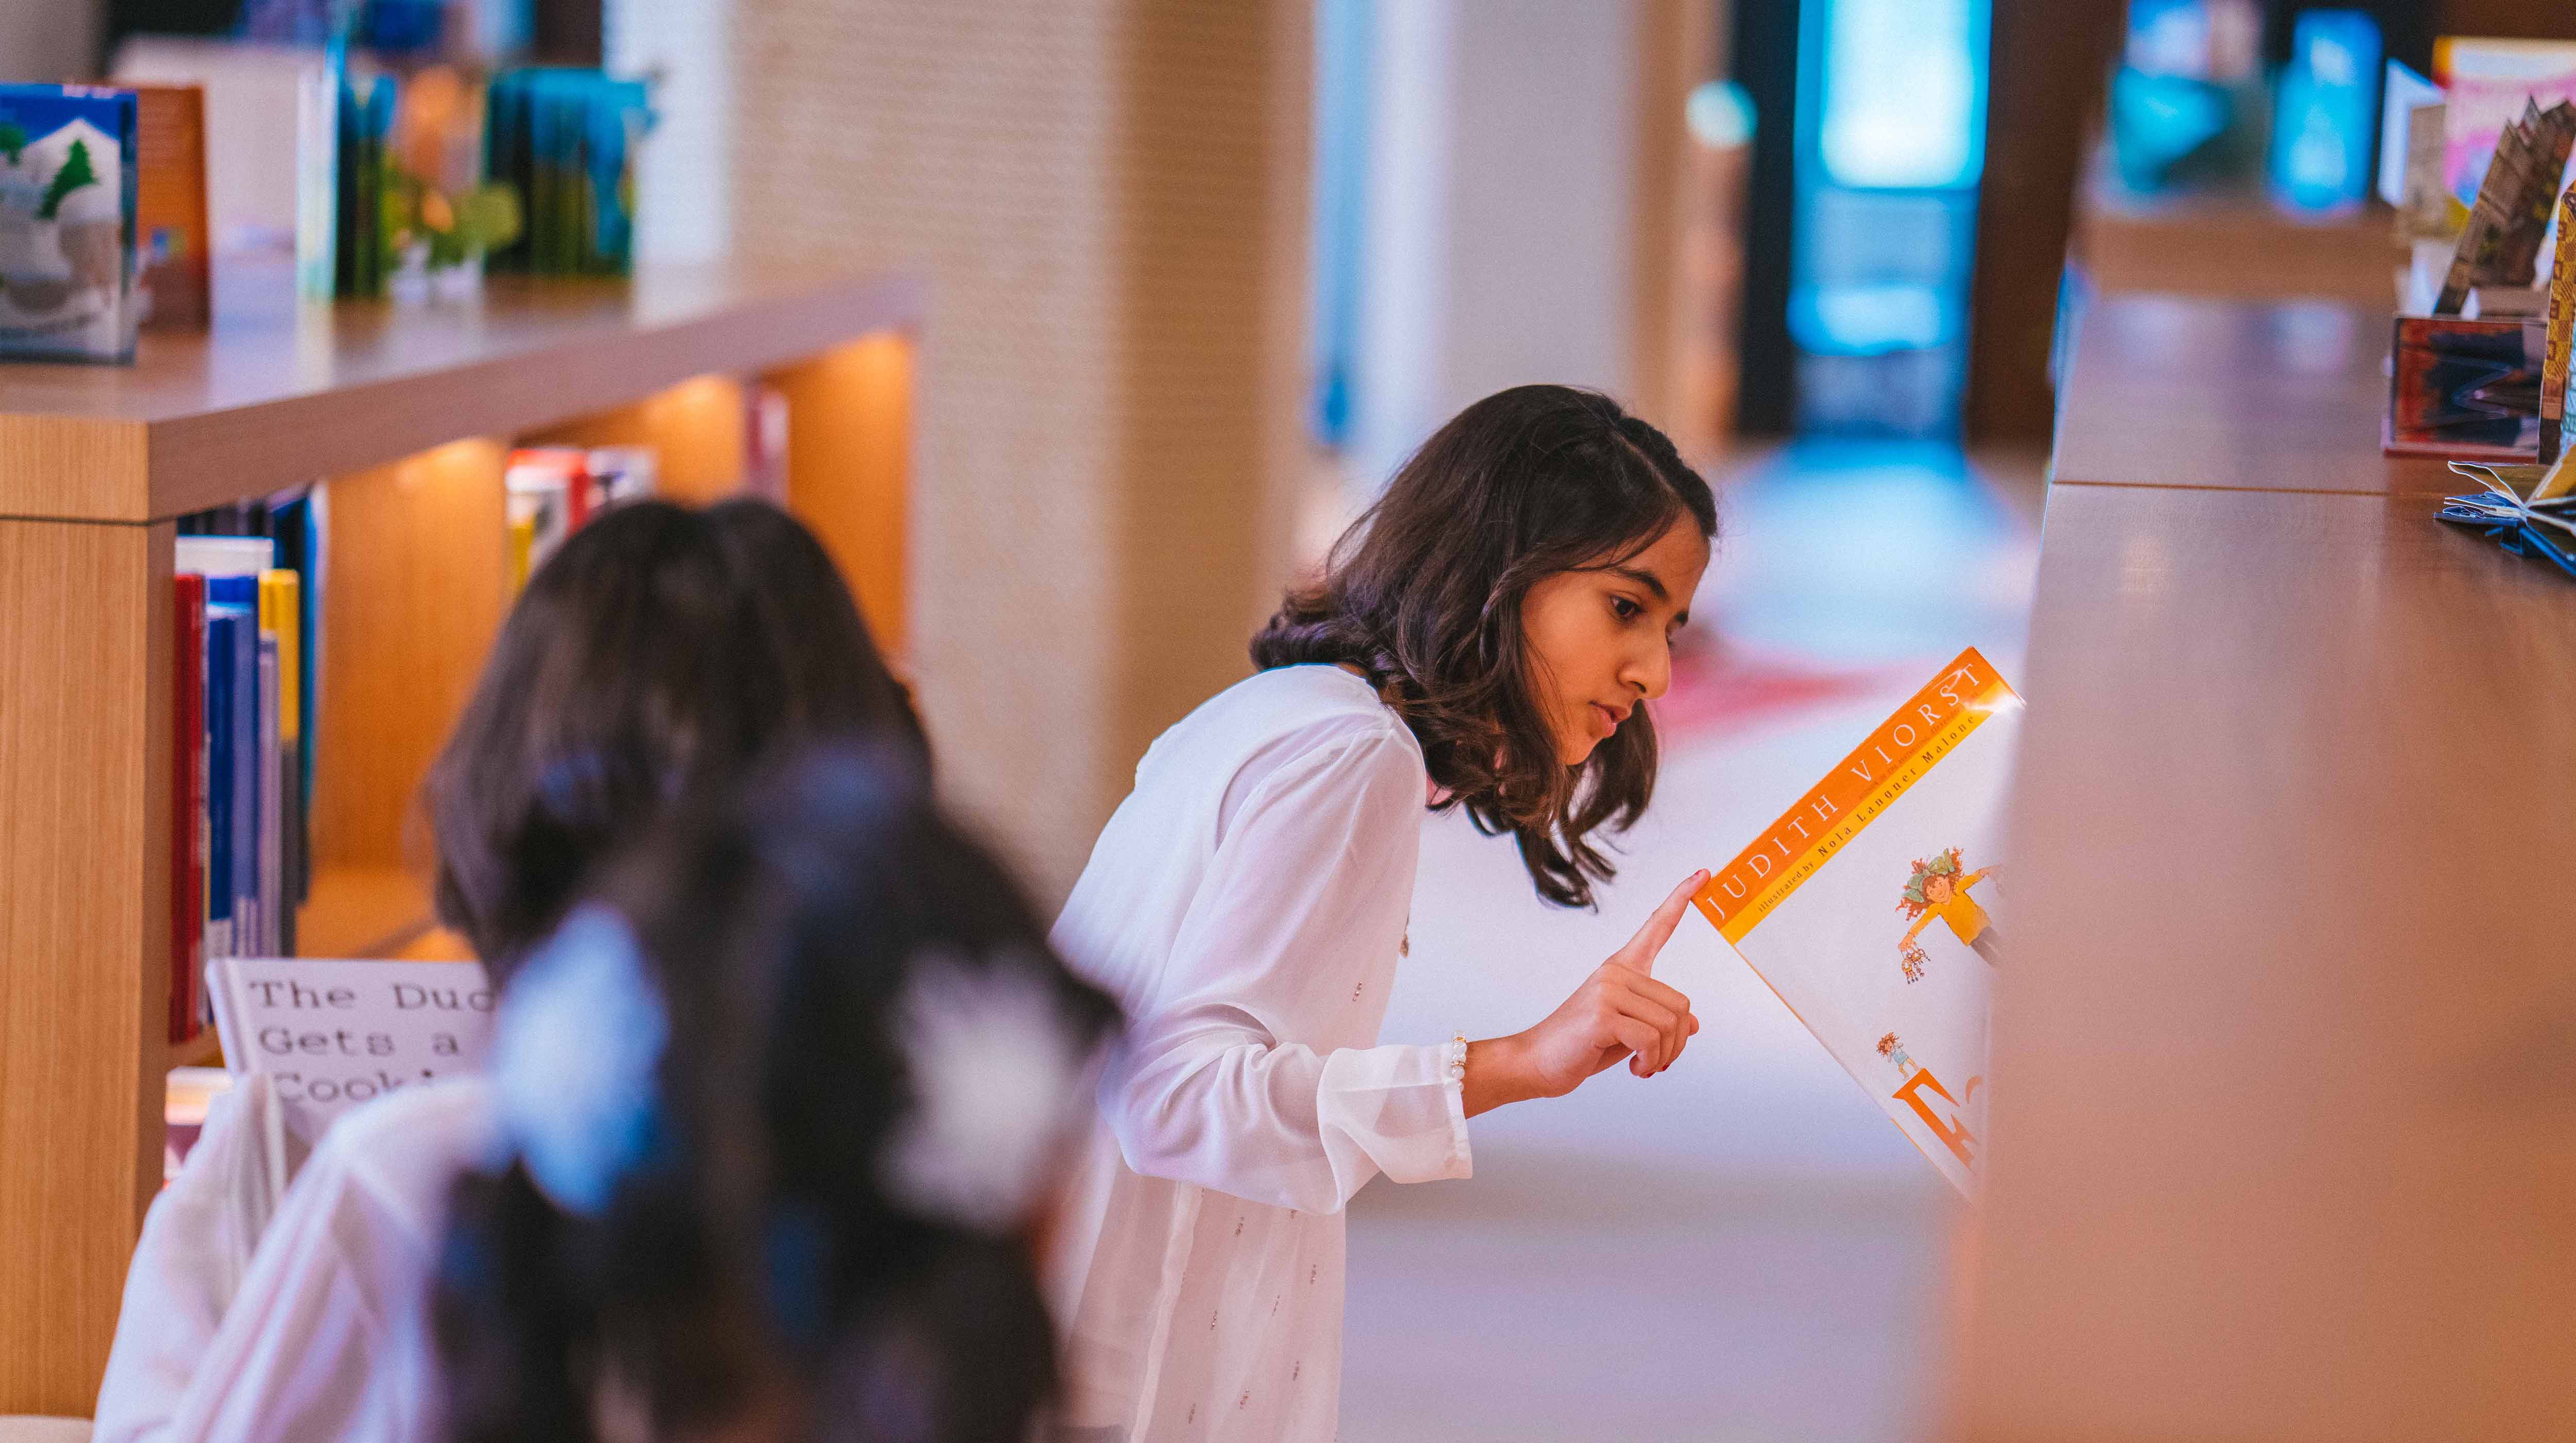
[[172, 573, 207, 1045]]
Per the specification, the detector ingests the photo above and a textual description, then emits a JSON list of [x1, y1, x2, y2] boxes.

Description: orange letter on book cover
[[1893, 1067, 1977, 1168]]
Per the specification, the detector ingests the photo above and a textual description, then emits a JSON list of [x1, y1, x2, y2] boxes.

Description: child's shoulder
[[309, 1076, 502, 1230], [1143, 664, 1420, 795], [1198, 664, 1413, 754]]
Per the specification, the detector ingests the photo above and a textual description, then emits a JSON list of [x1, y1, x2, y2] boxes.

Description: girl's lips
[[1591, 702, 1625, 735]]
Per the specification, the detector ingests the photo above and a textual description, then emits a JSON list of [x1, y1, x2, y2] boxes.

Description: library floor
[[1342, 441, 2045, 1443]]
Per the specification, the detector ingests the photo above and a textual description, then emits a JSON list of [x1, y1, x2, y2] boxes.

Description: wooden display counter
[[2075, 184, 2402, 308], [0, 261, 918, 1414], [1955, 294, 2576, 1439]]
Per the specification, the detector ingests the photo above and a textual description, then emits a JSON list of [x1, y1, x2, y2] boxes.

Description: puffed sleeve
[[91, 1076, 291, 1443], [1100, 725, 1471, 1213]]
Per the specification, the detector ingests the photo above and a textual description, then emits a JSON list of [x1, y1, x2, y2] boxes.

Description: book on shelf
[[173, 495, 324, 1033], [1692, 649, 2022, 1198], [0, 84, 142, 362], [505, 445, 660, 594], [130, 82, 209, 331], [207, 956, 496, 1139], [171, 575, 207, 1045]]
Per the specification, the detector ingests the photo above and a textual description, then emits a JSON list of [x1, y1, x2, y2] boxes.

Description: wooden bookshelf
[[0, 259, 919, 1414]]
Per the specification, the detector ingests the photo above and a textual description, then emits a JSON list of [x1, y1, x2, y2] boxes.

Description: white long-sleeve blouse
[[1045, 663, 1471, 1443]]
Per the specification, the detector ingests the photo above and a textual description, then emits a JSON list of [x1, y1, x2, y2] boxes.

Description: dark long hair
[[1251, 385, 1716, 908], [434, 747, 1122, 1443], [427, 498, 925, 981]]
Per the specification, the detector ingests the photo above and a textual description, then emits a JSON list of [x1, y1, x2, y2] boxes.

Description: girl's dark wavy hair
[[434, 746, 1122, 1443], [427, 497, 926, 983], [1250, 385, 1715, 908]]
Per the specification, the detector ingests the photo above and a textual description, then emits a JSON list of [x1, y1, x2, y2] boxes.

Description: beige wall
[[727, 1, 1311, 902]]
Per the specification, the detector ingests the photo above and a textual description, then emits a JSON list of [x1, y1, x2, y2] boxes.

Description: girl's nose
[[1629, 637, 1672, 701]]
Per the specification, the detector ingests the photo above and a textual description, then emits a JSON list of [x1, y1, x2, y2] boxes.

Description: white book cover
[[207, 956, 497, 1138], [1692, 648, 2020, 1197]]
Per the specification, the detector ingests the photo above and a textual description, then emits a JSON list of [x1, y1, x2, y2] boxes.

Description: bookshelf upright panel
[[0, 517, 172, 1415]]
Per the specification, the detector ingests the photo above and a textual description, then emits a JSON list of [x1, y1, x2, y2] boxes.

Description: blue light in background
[[2270, 10, 2382, 213], [1816, 0, 1990, 191], [1688, 80, 1756, 150], [1791, 0, 1990, 432]]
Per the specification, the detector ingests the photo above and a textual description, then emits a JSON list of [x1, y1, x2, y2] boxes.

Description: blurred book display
[[1693, 650, 2021, 1198], [0, 86, 141, 362], [484, 68, 652, 278], [2436, 187, 2576, 579], [2371, 37, 2576, 471], [2431, 99, 2575, 315]]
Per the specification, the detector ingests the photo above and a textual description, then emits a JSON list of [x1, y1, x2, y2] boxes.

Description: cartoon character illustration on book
[[1875, 1031, 1917, 1078], [1896, 847, 1998, 980]]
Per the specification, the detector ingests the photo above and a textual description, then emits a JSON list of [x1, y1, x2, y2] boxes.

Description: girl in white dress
[[92, 500, 929, 1443], [1046, 384, 1720, 1441]]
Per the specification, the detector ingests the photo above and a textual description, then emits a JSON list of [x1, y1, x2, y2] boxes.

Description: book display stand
[[0, 260, 919, 1414]]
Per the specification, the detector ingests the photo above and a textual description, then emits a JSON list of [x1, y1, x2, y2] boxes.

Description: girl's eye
[[1611, 596, 1641, 621]]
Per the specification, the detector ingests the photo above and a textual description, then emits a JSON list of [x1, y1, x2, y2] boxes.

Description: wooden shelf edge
[[0, 263, 926, 525], [168, 1031, 223, 1070]]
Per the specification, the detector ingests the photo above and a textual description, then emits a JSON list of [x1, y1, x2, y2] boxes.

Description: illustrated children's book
[[0, 85, 140, 362], [1693, 648, 2022, 1198]]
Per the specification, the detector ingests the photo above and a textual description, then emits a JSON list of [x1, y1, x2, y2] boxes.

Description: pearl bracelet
[[1445, 1032, 1468, 1084]]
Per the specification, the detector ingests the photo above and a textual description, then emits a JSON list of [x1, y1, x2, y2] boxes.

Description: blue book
[[210, 576, 261, 952], [202, 607, 240, 958]]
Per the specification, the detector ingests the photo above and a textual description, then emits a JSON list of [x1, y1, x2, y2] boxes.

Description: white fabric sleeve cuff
[[1316, 1041, 1473, 1200]]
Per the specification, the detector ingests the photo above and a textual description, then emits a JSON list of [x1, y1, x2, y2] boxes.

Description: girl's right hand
[[1466, 871, 1706, 1114]]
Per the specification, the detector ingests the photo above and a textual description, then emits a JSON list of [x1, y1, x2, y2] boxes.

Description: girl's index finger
[[1612, 870, 1710, 975]]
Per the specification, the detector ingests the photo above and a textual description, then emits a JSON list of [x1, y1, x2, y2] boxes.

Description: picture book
[[2441, 461, 2576, 580], [2434, 38, 2576, 209], [0, 85, 140, 362], [1693, 648, 2022, 1197], [2387, 314, 2546, 459], [208, 957, 496, 1137]]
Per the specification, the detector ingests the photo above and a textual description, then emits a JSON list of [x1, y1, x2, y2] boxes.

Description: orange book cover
[[132, 83, 209, 331], [1693, 647, 2022, 1197]]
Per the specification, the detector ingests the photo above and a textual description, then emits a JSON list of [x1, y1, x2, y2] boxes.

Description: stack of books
[[169, 493, 321, 1045]]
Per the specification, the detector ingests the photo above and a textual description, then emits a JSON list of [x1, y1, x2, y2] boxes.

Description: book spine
[[2544, 188, 2576, 467], [263, 567, 303, 951], [203, 609, 235, 960], [171, 575, 206, 1043], [231, 596, 258, 955], [258, 639, 281, 956]]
